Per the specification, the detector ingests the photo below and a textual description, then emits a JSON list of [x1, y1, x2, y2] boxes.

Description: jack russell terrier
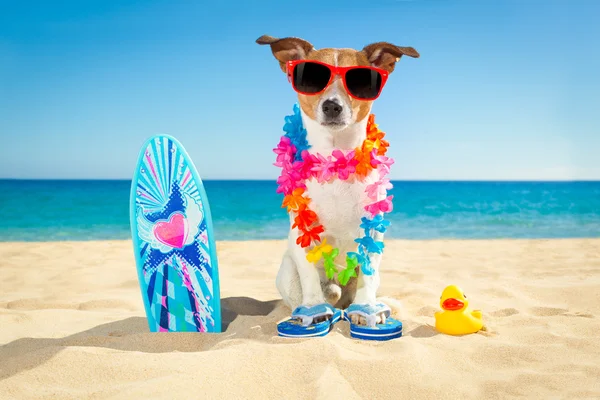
[[257, 34, 419, 339]]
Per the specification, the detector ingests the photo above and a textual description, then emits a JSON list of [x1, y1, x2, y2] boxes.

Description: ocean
[[0, 180, 598, 242]]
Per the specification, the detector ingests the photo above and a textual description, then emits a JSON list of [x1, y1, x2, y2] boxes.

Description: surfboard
[[130, 135, 221, 333]]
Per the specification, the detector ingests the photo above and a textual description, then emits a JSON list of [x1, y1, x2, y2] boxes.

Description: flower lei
[[273, 104, 394, 286]]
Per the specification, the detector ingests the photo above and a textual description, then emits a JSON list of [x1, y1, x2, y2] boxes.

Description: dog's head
[[257, 35, 419, 131]]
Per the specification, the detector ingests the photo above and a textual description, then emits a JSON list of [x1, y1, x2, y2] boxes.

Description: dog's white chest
[[304, 175, 377, 245]]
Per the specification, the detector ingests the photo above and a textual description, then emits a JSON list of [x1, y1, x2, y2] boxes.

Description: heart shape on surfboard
[[153, 212, 189, 249]]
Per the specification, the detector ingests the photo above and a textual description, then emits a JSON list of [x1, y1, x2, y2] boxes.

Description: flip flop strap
[[292, 303, 335, 327]]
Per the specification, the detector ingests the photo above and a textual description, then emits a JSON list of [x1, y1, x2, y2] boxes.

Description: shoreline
[[2, 237, 600, 245]]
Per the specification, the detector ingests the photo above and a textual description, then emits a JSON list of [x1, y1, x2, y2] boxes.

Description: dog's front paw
[[349, 310, 386, 326], [291, 303, 336, 326], [346, 302, 391, 326]]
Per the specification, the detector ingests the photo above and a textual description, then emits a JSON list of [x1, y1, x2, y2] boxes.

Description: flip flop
[[344, 303, 403, 341], [277, 303, 343, 338]]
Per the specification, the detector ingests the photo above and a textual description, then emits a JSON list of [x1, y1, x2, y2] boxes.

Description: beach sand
[[1, 239, 599, 399]]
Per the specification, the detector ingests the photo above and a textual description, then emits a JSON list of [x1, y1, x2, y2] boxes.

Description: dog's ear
[[256, 35, 314, 73], [362, 42, 419, 73]]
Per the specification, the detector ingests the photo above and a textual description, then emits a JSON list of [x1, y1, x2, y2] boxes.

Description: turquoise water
[[0, 180, 598, 241]]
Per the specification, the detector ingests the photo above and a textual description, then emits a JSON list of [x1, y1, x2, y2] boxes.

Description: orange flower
[[292, 204, 318, 231], [296, 225, 324, 248], [366, 115, 380, 139], [353, 147, 373, 177], [366, 114, 389, 156], [375, 139, 389, 156], [282, 187, 310, 212]]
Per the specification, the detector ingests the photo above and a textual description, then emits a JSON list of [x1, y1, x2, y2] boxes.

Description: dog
[[257, 35, 419, 326]]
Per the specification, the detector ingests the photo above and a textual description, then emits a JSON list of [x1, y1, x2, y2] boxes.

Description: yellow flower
[[362, 139, 376, 153], [306, 239, 333, 264]]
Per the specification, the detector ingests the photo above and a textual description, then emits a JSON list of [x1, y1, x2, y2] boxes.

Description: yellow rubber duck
[[434, 285, 483, 335]]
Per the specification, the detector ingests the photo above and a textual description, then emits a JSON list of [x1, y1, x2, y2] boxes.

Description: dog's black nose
[[322, 99, 343, 119]]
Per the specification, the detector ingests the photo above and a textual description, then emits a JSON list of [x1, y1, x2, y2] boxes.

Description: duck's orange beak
[[442, 298, 464, 311]]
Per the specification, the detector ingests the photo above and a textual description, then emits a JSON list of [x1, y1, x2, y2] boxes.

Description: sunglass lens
[[292, 62, 331, 94], [345, 68, 382, 100]]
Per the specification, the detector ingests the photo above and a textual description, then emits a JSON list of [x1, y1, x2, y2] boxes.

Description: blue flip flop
[[344, 303, 403, 341], [277, 303, 343, 338]]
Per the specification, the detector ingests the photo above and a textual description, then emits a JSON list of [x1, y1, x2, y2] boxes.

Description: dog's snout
[[322, 99, 343, 119]]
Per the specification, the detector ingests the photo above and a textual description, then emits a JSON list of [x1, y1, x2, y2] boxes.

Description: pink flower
[[332, 149, 358, 181], [276, 162, 304, 195], [298, 151, 318, 180], [311, 154, 336, 183], [370, 152, 394, 177], [365, 195, 394, 216], [365, 177, 393, 200], [273, 137, 296, 168]]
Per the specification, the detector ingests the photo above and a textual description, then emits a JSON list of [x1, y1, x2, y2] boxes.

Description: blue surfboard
[[130, 135, 221, 332]]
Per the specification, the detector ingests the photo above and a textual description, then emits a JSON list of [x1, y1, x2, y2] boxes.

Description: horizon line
[[1, 178, 599, 183]]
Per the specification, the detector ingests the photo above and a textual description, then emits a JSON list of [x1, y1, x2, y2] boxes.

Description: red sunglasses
[[286, 60, 389, 101]]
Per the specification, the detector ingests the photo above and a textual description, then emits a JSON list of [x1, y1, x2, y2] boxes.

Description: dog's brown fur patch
[[256, 35, 419, 123], [296, 48, 373, 122]]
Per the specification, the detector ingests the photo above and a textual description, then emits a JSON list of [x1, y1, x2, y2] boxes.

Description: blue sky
[[0, 0, 598, 180]]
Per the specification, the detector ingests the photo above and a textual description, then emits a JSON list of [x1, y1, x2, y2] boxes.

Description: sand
[[1, 239, 599, 399]]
